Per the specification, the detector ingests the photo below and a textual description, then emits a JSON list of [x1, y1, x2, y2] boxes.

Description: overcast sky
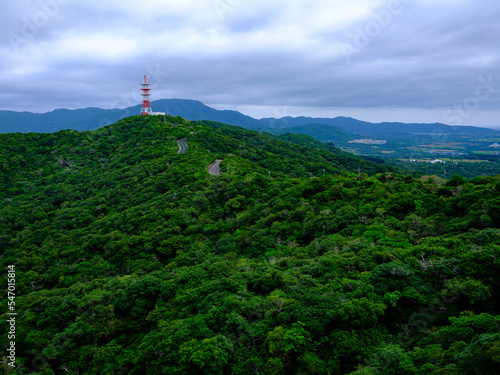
[[1, 0, 500, 127]]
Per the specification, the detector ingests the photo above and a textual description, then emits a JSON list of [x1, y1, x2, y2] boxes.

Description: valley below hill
[[3, 99, 499, 179]]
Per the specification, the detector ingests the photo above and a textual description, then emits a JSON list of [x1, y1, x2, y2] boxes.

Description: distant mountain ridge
[[1, 98, 498, 136]]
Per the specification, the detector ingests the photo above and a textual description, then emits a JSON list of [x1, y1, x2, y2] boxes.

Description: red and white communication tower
[[140, 75, 152, 115]]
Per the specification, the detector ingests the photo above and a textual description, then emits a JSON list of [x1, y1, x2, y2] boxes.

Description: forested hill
[[2, 99, 498, 136], [0, 99, 260, 134], [0, 115, 393, 186], [1, 115, 500, 374]]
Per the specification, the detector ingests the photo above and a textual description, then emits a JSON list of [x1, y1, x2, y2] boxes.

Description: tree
[[179, 335, 233, 374]]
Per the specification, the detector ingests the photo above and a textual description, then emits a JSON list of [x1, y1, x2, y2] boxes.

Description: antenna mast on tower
[[140, 75, 152, 115]]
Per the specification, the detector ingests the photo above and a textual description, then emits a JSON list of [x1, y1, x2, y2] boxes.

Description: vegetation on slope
[[1, 116, 500, 374], [258, 124, 357, 144]]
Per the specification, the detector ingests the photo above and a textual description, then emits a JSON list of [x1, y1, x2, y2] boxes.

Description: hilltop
[[0, 99, 259, 134], [1, 115, 500, 374], [0, 115, 392, 188], [4, 100, 500, 180], [2, 99, 498, 136]]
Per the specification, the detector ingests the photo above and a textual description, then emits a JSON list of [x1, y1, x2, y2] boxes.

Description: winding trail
[[208, 159, 223, 175], [177, 138, 188, 154]]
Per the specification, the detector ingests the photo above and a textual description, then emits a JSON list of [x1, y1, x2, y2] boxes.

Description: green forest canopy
[[1, 115, 500, 374]]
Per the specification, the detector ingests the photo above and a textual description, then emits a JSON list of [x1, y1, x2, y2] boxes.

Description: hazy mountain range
[[1, 99, 498, 137]]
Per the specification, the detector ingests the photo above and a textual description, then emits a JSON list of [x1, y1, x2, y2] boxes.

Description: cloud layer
[[1, 0, 500, 126]]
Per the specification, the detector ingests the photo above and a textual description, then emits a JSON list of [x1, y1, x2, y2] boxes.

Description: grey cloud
[[1, 0, 500, 126]]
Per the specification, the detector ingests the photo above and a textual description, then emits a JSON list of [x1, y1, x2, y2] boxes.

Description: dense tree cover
[[1, 116, 500, 374], [386, 158, 500, 180], [258, 124, 357, 144], [258, 125, 500, 180], [194, 121, 393, 177]]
